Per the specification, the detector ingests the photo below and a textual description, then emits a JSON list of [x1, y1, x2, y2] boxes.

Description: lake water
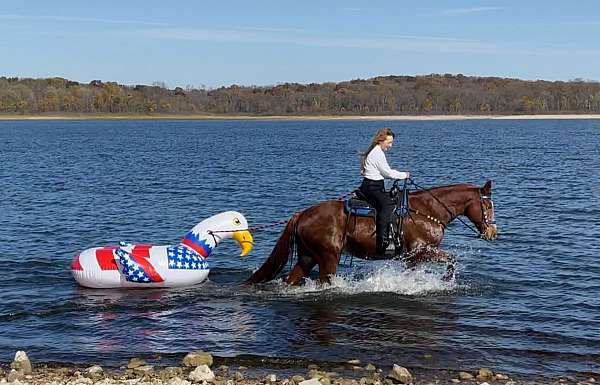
[[0, 119, 598, 378]]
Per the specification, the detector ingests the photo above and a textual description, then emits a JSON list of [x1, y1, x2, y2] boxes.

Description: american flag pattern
[[115, 247, 164, 283], [181, 232, 214, 258], [70, 210, 248, 288], [167, 245, 209, 271]]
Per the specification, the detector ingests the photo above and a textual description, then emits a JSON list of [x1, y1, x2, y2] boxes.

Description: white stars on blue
[[116, 248, 153, 283], [167, 246, 208, 271]]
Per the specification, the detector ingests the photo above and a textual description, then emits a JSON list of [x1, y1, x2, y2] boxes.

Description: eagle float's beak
[[232, 230, 254, 256]]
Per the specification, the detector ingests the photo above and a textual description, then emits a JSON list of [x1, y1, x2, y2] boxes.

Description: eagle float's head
[[182, 211, 253, 257]]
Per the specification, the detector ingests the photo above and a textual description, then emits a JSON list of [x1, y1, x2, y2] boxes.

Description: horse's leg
[[285, 250, 316, 286], [317, 253, 340, 285], [404, 246, 456, 281]]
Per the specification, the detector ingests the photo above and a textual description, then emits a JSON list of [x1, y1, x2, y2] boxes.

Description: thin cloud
[[115, 26, 600, 57], [441, 6, 505, 16], [116, 27, 508, 54], [0, 14, 167, 26]]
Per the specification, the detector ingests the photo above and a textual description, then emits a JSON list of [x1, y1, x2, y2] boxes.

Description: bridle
[[407, 179, 495, 242], [480, 193, 496, 227]]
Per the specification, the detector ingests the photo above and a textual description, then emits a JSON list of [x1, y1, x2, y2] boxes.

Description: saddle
[[343, 190, 376, 217], [343, 182, 410, 257]]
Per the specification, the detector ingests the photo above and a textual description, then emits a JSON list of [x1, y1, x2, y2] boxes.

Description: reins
[[208, 180, 491, 244], [210, 191, 356, 235]]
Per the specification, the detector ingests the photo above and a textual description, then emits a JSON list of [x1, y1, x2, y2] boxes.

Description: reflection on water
[[0, 119, 599, 377]]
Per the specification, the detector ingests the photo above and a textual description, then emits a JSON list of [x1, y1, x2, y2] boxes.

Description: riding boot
[[376, 226, 395, 258], [383, 241, 396, 258], [382, 226, 396, 258]]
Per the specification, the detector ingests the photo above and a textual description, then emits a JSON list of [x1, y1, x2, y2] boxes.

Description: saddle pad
[[344, 198, 376, 217]]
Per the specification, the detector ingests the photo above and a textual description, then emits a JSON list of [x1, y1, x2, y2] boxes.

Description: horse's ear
[[481, 180, 493, 196]]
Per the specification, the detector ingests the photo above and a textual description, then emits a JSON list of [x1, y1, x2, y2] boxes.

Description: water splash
[[269, 261, 458, 297]]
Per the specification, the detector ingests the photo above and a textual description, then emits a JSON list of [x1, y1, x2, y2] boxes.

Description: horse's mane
[[410, 183, 480, 198]]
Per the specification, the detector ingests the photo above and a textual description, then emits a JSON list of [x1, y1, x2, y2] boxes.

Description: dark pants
[[360, 178, 394, 253]]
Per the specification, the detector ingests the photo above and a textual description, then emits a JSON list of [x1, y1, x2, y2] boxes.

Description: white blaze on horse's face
[[480, 196, 498, 241], [472, 181, 497, 241]]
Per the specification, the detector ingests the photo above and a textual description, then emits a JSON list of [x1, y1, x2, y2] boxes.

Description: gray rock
[[159, 367, 184, 380], [292, 375, 306, 385], [10, 351, 32, 374], [451, 380, 460, 384], [183, 351, 214, 368], [266, 374, 277, 383], [127, 357, 146, 369], [309, 370, 326, 379], [74, 377, 94, 385], [308, 364, 320, 370], [299, 379, 323, 385], [387, 365, 412, 384], [365, 364, 376, 372], [458, 371, 473, 380], [189, 365, 215, 383], [218, 366, 229, 373], [169, 377, 192, 385], [7, 369, 24, 382], [476, 368, 493, 380], [134, 365, 154, 374], [347, 359, 361, 365], [362, 378, 378, 385], [86, 365, 103, 375], [495, 373, 509, 380], [234, 371, 244, 381]]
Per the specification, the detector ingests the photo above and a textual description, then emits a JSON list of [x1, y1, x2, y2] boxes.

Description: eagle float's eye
[[233, 218, 241, 226]]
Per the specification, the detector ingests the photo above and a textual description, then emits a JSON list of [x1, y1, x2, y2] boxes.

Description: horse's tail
[[245, 212, 300, 284]]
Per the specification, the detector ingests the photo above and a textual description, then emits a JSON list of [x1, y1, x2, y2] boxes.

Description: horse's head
[[183, 211, 254, 257], [465, 180, 497, 241]]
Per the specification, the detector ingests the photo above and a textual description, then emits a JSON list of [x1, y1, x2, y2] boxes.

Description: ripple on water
[[0, 119, 599, 377]]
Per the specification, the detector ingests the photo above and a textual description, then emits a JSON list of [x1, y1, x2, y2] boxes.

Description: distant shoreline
[[1, 113, 600, 121]]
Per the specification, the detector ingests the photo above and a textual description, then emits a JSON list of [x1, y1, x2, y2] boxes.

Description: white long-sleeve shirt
[[362, 145, 409, 180]]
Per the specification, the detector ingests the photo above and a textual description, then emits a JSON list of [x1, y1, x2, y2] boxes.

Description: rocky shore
[[1, 351, 596, 385]]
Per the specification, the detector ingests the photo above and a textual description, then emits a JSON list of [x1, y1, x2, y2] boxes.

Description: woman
[[359, 127, 410, 256]]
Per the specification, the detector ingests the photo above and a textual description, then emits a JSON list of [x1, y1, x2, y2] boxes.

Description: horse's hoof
[[442, 270, 455, 282]]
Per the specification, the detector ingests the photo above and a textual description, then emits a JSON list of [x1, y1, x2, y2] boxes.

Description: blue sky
[[1, 1, 599, 88]]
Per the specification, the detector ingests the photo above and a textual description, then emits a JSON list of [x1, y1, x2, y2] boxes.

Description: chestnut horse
[[246, 180, 497, 285]]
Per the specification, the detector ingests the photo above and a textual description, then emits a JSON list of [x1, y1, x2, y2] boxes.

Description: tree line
[[1, 74, 600, 115]]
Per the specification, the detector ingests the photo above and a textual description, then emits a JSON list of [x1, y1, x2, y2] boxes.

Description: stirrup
[[383, 242, 396, 258]]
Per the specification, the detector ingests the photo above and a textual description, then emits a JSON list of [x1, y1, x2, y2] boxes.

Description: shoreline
[[1, 113, 600, 121], [2, 351, 596, 385]]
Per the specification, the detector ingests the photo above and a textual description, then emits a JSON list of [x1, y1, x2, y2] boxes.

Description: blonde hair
[[360, 127, 395, 175]]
